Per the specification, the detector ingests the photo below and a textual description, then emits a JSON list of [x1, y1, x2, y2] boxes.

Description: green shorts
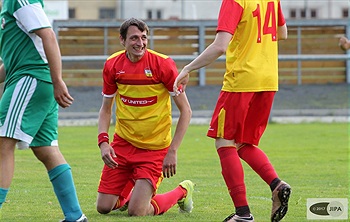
[[0, 76, 58, 147]]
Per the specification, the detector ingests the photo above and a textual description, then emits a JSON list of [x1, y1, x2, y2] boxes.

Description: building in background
[[283, 0, 349, 19], [66, 0, 349, 20], [0, 0, 348, 20], [44, 0, 69, 24], [67, 0, 117, 20], [66, 0, 220, 20]]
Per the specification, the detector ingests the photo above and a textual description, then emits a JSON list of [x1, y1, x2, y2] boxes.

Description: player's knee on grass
[[96, 204, 112, 214], [96, 198, 115, 214], [127, 202, 154, 216]]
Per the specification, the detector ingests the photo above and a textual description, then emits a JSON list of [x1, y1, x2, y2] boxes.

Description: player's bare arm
[[339, 36, 350, 51], [162, 92, 192, 178], [98, 96, 117, 169], [0, 64, 5, 83], [173, 31, 232, 94], [34, 28, 74, 108], [278, 23, 288, 40]]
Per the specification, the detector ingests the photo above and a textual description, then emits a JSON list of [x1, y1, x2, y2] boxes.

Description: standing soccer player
[[174, 0, 291, 221], [96, 18, 194, 217], [339, 36, 350, 50], [0, 1, 87, 221]]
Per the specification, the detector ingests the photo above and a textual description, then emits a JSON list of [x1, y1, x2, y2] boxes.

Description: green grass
[[1, 123, 348, 221]]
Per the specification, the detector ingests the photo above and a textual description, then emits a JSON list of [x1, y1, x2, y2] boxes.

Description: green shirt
[[0, 0, 52, 86]]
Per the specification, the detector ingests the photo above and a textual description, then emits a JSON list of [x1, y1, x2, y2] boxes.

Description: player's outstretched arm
[[173, 31, 232, 94]]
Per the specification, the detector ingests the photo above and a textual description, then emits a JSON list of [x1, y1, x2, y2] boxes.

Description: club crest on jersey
[[144, 68, 152, 77]]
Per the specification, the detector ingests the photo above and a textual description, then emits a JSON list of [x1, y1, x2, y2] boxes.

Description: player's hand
[[339, 36, 350, 51], [100, 143, 118, 169], [162, 149, 177, 178], [173, 69, 190, 96], [53, 80, 74, 108]]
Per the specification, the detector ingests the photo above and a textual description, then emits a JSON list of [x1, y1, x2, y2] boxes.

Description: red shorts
[[98, 134, 168, 198], [207, 91, 275, 145]]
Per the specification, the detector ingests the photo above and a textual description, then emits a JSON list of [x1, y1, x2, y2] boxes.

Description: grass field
[[1, 123, 348, 222]]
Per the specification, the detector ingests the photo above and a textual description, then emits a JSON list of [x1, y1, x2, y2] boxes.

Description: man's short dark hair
[[119, 18, 149, 40]]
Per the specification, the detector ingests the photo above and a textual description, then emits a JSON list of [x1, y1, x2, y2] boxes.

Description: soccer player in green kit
[[0, 1, 87, 221]]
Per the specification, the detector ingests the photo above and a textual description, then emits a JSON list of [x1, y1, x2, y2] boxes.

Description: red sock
[[217, 146, 248, 207], [238, 144, 278, 184], [113, 181, 133, 210], [151, 186, 186, 215], [113, 195, 129, 210]]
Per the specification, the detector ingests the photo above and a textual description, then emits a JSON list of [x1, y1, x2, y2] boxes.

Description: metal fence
[[53, 19, 350, 85]]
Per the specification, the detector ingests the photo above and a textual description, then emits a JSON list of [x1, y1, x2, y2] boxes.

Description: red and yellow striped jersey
[[102, 49, 178, 150], [217, 0, 286, 92]]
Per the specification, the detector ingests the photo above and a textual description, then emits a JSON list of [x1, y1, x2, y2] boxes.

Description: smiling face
[[120, 25, 148, 63]]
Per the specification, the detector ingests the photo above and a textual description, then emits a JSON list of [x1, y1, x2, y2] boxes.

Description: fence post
[[198, 23, 206, 86], [103, 27, 109, 55], [297, 26, 302, 85]]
